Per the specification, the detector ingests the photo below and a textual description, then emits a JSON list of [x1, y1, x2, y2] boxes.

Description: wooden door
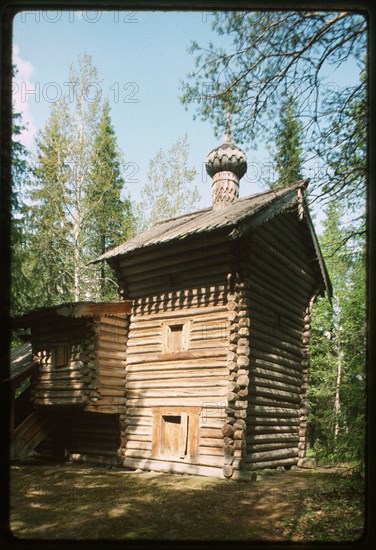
[[163, 416, 181, 457]]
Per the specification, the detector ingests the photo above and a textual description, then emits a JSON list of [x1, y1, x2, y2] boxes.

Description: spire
[[224, 111, 231, 144]]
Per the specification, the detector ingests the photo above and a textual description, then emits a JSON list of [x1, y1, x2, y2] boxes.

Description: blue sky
[[13, 9, 363, 220], [13, 10, 252, 209]]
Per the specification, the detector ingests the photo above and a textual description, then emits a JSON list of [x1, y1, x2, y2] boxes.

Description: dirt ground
[[8, 462, 365, 542]]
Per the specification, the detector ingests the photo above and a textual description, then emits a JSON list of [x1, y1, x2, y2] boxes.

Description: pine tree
[[136, 134, 200, 232], [28, 98, 73, 304], [26, 54, 135, 304], [86, 100, 134, 299], [11, 67, 34, 316], [272, 95, 304, 188]]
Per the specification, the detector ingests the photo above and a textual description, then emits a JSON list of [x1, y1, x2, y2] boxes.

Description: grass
[[9, 462, 365, 542]]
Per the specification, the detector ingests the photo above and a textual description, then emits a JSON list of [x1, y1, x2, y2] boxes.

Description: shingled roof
[[93, 180, 331, 298], [94, 181, 306, 261], [12, 301, 132, 328]]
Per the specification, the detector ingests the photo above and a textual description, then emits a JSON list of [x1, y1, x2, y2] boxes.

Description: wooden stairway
[[11, 410, 54, 460]]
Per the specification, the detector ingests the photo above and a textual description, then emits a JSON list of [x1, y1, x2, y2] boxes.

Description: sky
[[13, 10, 252, 209], [12, 9, 363, 221]]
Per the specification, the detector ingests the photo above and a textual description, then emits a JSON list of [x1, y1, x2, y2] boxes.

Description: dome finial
[[224, 111, 231, 144]]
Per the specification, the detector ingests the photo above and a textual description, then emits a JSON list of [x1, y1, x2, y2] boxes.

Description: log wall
[[61, 409, 121, 465], [84, 314, 129, 413], [30, 319, 91, 406], [115, 238, 233, 477], [239, 210, 321, 471]]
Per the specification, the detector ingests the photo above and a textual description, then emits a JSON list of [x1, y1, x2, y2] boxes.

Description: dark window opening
[[52, 342, 70, 368]]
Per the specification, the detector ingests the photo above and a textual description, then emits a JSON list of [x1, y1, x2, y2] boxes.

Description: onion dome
[[205, 125, 247, 180]]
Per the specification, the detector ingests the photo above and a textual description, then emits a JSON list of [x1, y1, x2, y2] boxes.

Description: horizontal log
[[246, 405, 300, 417], [131, 305, 228, 322], [97, 388, 125, 397], [99, 377, 126, 387], [249, 330, 303, 359], [250, 349, 303, 373], [126, 388, 227, 399], [33, 397, 87, 405], [127, 276, 228, 299], [248, 433, 299, 443], [250, 376, 301, 395], [247, 417, 300, 427], [199, 437, 224, 448], [118, 233, 229, 268], [264, 216, 317, 274], [37, 371, 83, 381], [98, 368, 126, 379], [126, 264, 229, 292], [122, 457, 223, 477], [248, 457, 298, 470], [94, 397, 127, 405], [124, 253, 233, 284], [247, 395, 301, 408], [247, 441, 298, 453], [127, 368, 228, 382], [249, 308, 302, 338], [123, 449, 152, 459], [249, 319, 303, 351], [126, 441, 151, 451], [34, 382, 84, 390], [97, 340, 127, 352], [124, 436, 151, 447], [85, 405, 122, 414], [248, 426, 299, 436], [126, 359, 227, 370], [199, 427, 223, 439], [125, 425, 151, 435], [247, 253, 312, 304], [249, 337, 303, 364], [34, 389, 84, 397], [97, 359, 127, 370], [97, 350, 127, 360], [126, 379, 228, 390], [97, 317, 128, 328], [249, 366, 302, 387], [133, 296, 227, 312], [248, 447, 299, 462], [251, 233, 316, 287], [247, 276, 306, 320], [126, 397, 222, 408], [35, 366, 85, 375], [247, 291, 303, 328], [121, 245, 231, 276], [99, 328, 128, 341], [197, 446, 223, 457]]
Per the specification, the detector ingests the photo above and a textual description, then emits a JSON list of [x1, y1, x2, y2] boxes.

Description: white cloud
[[12, 44, 38, 148]]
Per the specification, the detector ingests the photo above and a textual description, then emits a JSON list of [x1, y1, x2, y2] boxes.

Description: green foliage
[[27, 99, 73, 305], [309, 201, 366, 465], [11, 67, 34, 317], [181, 11, 367, 225], [272, 96, 303, 187], [23, 54, 135, 305], [86, 100, 135, 299], [135, 134, 200, 232]]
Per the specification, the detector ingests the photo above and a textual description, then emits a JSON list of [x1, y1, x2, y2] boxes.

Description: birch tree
[[135, 134, 200, 232], [27, 54, 134, 304]]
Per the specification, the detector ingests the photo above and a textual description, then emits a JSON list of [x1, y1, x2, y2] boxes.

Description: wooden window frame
[[151, 406, 201, 462], [161, 320, 191, 355], [51, 341, 70, 368]]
